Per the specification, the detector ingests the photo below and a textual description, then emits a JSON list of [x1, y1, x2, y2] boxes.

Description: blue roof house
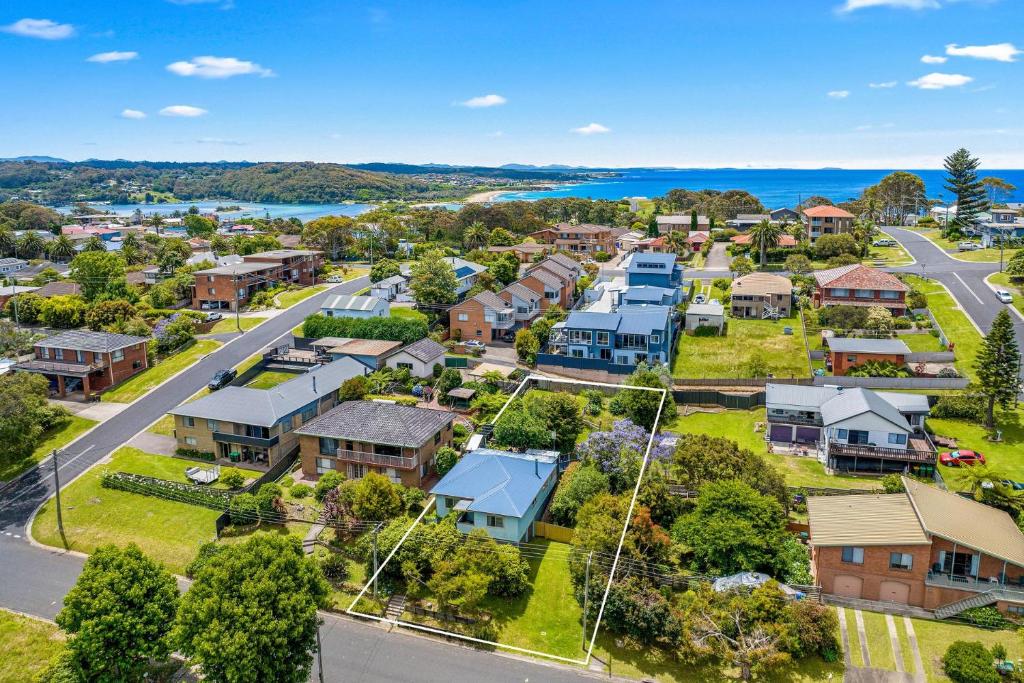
[[620, 285, 679, 307], [542, 304, 675, 372], [431, 449, 558, 542], [442, 256, 488, 299], [622, 252, 684, 290]]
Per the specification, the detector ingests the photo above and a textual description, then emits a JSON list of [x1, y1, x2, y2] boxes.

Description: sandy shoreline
[[462, 189, 516, 203]]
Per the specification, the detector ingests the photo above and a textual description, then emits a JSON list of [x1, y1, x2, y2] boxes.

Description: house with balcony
[[309, 337, 403, 371], [518, 267, 568, 311], [656, 214, 710, 233], [543, 305, 675, 372], [979, 208, 1024, 247], [449, 290, 516, 342], [13, 330, 149, 398], [802, 205, 855, 243], [431, 448, 558, 542], [0, 257, 28, 275], [765, 383, 934, 475], [813, 264, 909, 316], [242, 249, 322, 286], [191, 261, 283, 311], [441, 256, 488, 299], [808, 477, 1024, 615], [499, 281, 542, 324], [726, 214, 771, 231], [168, 357, 366, 468], [730, 272, 793, 319], [528, 223, 617, 256], [525, 257, 579, 308], [487, 242, 551, 263], [771, 207, 801, 223], [622, 251, 685, 290], [296, 400, 455, 488]]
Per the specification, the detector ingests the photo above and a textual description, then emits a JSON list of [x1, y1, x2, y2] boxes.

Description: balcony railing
[[335, 448, 418, 470], [768, 414, 822, 427], [927, 572, 1024, 595], [828, 442, 935, 463], [213, 431, 280, 448], [14, 358, 107, 376]]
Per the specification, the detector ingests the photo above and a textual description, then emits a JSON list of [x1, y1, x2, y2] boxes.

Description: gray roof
[[524, 268, 562, 289], [0, 258, 28, 266], [616, 306, 672, 333], [296, 400, 453, 447], [389, 337, 446, 364], [820, 388, 911, 432], [322, 294, 385, 311], [0, 285, 38, 296], [545, 253, 582, 272], [502, 282, 539, 302], [826, 337, 911, 355], [766, 383, 842, 409], [472, 290, 512, 311], [530, 260, 573, 283], [170, 358, 365, 427], [565, 310, 621, 331], [246, 249, 320, 258], [373, 274, 407, 287], [39, 330, 148, 352], [686, 303, 724, 317], [874, 391, 931, 414]]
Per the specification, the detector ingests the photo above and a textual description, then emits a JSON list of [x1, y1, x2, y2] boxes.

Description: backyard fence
[[672, 389, 766, 409], [245, 450, 299, 493], [672, 377, 813, 388], [914, 307, 950, 348], [533, 521, 574, 543], [812, 375, 968, 389], [101, 471, 235, 511]]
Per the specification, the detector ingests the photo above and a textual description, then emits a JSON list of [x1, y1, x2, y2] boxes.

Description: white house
[[384, 338, 447, 377], [369, 274, 408, 301], [684, 303, 724, 333], [0, 258, 29, 275], [500, 282, 542, 323], [320, 294, 390, 319]]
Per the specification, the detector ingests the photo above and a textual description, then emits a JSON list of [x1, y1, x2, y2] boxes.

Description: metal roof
[[874, 391, 930, 414], [819, 387, 911, 432], [322, 294, 385, 311], [623, 252, 677, 271], [373, 274, 407, 287], [502, 282, 539, 302], [765, 383, 841, 409], [296, 400, 453, 448], [825, 337, 911, 355], [38, 330, 148, 352], [685, 303, 724, 317], [387, 337, 446, 364], [564, 310, 621, 331], [430, 449, 557, 518], [616, 306, 672, 333], [808, 494, 930, 547]]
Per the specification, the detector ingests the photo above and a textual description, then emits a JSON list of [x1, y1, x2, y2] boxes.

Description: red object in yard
[[939, 450, 985, 467]]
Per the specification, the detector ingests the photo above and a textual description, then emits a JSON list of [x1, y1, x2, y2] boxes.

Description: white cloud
[[839, 0, 938, 12], [196, 137, 245, 145], [159, 105, 208, 117], [87, 51, 139, 63], [459, 94, 507, 108], [946, 42, 1021, 62], [907, 72, 973, 89], [487, 131, 505, 138], [855, 124, 873, 131], [571, 123, 611, 135], [869, 81, 898, 88], [166, 56, 273, 79], [921, 54, 948, 64], [120, 109, 146, 119], [827, 90, 851, 99], [1, 18, 75, 39]]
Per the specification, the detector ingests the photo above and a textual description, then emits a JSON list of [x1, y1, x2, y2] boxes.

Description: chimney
[[535, 457, 539, 478], [312, 374, 317, 393]]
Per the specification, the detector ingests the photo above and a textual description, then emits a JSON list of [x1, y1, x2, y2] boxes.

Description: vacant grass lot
[[245, 370, 298, 389], [276, 284, 327, 309], [867, 232, 914, 266], [918, 229, 1022, 263], [32, 447, 263, 574], [0, 609, 66, 683], [932, 405, 1024, 489], [390, 307, 428, 323], [208, 316, 265, 333], [902, 275, 981, 380], [0, 415, 98, 482], [672, 317, 809, 379], [103, 339, 221, 403]]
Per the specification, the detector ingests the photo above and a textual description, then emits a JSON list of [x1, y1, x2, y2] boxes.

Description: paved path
[[854, 609, 871, 668], [703, 242, 731, 272], [902, 617, 927, 682], [885, 614, 904, 674], [838, 607, 853, 668]]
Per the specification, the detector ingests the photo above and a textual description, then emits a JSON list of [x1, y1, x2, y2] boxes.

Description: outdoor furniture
[[932, 435, 957, 449]]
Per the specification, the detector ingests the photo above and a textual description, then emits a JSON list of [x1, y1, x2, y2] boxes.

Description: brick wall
[[831, 352, 907, 376], [813, 544, 931, 606], [449, 299, 491, 342]]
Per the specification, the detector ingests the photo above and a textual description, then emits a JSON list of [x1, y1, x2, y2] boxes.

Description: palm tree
[[463, 221, 489, 249], [480, 370, 505, 387], [748, 220, 784, 267], [46, 234, 76, 263], [121, 243, 145, 266], [148, 214, 165, 234], [121, 233, 141, 251], [16, 232, 45, 259], [0, 227, 15, 257], [82, 235, 107, 252], [956, 463, 1024, 511]]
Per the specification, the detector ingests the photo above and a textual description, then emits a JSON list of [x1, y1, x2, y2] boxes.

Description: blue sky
[[2, 0, 1022, 168]]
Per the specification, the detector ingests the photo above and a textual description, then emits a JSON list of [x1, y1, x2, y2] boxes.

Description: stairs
[[384, 594, 406, 621], [934, 590, 1001, 619]]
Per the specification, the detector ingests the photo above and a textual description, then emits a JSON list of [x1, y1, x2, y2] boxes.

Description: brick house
[[487, 243, 551, 263], [525, 258, 578, 308], [191, 262, 282, 311], [824, 337, 911, 376], [809, 477, 1024, 616], [499, 281, 542, 325], [518, 268, 566, 311], [528, 223, 617, 256], [14, 330, 149, 398], [813, 264, 909, 316], [802, 205, 855, 243], [241, 249, 322, 286], [296, 400, 455, 488], [449, 290, 515, 342]]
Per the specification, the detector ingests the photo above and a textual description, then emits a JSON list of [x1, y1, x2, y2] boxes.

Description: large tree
[[974, 309, 1022, 428], [56, 544, 179, 681], [748, 220, 784, 267], [369, 257, 401, 283], [670, 433, 787, 505], [943, 148, 989, 232], [174, 535, 329, 683], [302, 215, 355, 259], [46, 234, 76, 263], [864, 171, 927, 225], [70, 250, 126, 301], [981, 176, 1017, 205], [0, 373, 68, 473], [408, 249, 458, 308]]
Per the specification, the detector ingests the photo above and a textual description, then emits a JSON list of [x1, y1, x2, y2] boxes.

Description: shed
[[684, 303, 725, 334], [446, 387, 476, 411]]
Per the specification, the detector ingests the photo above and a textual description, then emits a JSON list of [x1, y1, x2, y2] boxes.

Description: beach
[[462, 189, 515, 203]]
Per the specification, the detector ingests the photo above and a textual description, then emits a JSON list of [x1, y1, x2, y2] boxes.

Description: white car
[[873, 239, 896, 247], [958, 242, 981, 251], [709, 298, 721, 305], [463, 340, 486, 350], [996, 290, 1014, 304], [324, 274, 346, 283]]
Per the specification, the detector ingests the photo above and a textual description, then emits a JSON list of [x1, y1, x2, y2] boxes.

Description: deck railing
[[828, 442, 935, 463], [335, 448, 418, 470]]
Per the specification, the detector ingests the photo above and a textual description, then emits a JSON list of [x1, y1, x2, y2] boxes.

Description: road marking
[[58, 445, 94, 470], [952, 272, 985, 305]]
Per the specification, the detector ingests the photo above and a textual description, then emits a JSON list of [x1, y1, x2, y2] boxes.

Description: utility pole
[[53, 449, 64, 536], [233, 272, 242, 333], [372, 524, 379, 598], [581, 551, 592, 652], [315, 622, 325, 683]]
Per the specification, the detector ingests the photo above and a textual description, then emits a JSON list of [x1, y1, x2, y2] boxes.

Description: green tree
[[493, 404, 552, 450], [46, 234, 76, 263], [646, 215, 659, 238], [748, 220, 784, 267], [39, 295, 88, 328], [4, 291, 43, 324], [70, 251, 126, 301], [302, 215, 355, 259], [435, 367, 463, 401], [351, 472, 404, 520], [670, 433, 787, 505], [156, 238, 191, 274], [731, 255, 754, 276], [16, 231, 46, 258], [369, 257, 401, 283], [0, 226, 15, 257], [863, 171, 927, 225], [944, 148, 989, 233], [981, 176, 1017, 205], [549, 462, 610, 526], [942, 641, 999, 683], [338, 375, 370, 401], [514, 327, 540, 364], [82, 235, 107, 253], [0, 373, 68, 475], [85, 299, 137, 331], [463, 221, 489, 249], [435, 446, 459, 477], [523, 389, 585, 452], [174, 536, 329, 683], [314, 470, 344, 502], [784, 253, 811, 275], [813, 233, 860, 259], [487, 227, 516, 247], [184, 213, 217, 238], [489, 252, 519, 285], [56, 544, 179, 682], [974, 309, 1022, 428], [409, 249, 458, 307], [616, 364, 671, 430]]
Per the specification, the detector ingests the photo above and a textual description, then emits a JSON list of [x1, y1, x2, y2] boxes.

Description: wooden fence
[[533, 521, 574, 543]]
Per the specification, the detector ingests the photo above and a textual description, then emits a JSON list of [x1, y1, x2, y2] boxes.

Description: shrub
[[435, 446, 459, 477], [314, 470, 344, 502], [593, 251, 611, 262], [515, 327, 540, 365], [186, 542, 227, 578], [228, 493, 259, 525], [453, 423, 469, 438], [881, 473, 905, 493], [942, 641, 998, 683], [402, 486, 426, 512], [290, 483, 312, 499], [302, 313, 427, 346], [220, 469, 245, 489], [319, 552, 350, 583], [931, 392, 986, 421], [176, 448, 215, 461], [338, 375, 370, 401], [961, 606, 1008, 629], [254, 483, 283, 514], [280, 475, 295, 488], [846, 360, 911, 378]]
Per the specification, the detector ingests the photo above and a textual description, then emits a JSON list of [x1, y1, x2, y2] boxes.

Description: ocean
[[494, 168, 1024, 208]]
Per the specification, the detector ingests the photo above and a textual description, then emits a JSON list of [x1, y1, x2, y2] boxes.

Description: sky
[[1, 0, 1023, 169]]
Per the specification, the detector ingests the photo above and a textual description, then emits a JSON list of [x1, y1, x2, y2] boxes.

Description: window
[[889, 552, 913, 570], [54, 348, 63, 360], [112, 349, 124, 362], [316, 457, 334, 475], [567, 330, 593, 345], [208, 288, 215, 295], [847, 355, 857, 362], [841, 547, 864, 564], [458, 313, 469, 321], [434, 430, 441, 444], [486, 515, 504, 528], [445, 497, 456, 510], [651, 334, 661, 344], [39, 346, 49, 359], [348, 463, 366, 479], [281, 415, 293, 433], [397, 362, 413, 370], [596, 331, 610, 346], [207, 275, 214, 283], [319, 437, 338, 454], [836, 428, 848, 440], [855, 289, 873, 299], [881, 290, 899, 300], [1007, 605, 1024, 617], [184, 436, 197, 446], [546, 290, 557, 299], [830, 288, 849, 297], [207, 419, 218, 432], [133, 360, 142, 369], [599, 348, 612, 360], [475, 329, 482, 337], [183, 416, 195, 428], [76, 350, 84, 362], [301, 406, 317, 422], [888, 433, 908, 445]]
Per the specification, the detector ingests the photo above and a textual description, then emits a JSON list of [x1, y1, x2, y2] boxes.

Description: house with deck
[[448, 290, 516, 342], [544, 305, 675, 372], [730, 273, 793, 319], [622, 251, 685, 290], [656, 214, 710, 233], [813, 264, 909, 316], [13, 330, 149, 398], [442, 256, 489, 299], [500, 281, 542, 324], [802, 205, 855, 243], [528, 223, 617, 256], [309, 337, 403, 371], [487, 242, 551, 263]]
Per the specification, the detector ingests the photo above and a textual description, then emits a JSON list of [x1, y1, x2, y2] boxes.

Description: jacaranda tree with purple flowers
[[577, 419, 672, 494]]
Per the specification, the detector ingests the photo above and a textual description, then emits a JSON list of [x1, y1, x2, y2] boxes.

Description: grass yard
[[276, 284, 327, 309], [672, 317, 809, 379], [245, 370, 299, 389], [867, 233, 914, 267], [844, 609, 865, 668], [919, 229, 1021, 263], [102, 339, 221, 403], [860, 610, 895, 671], [0, 415, 98, 482], [988, 272, 1024, 317], [930, 405, 1024, 489], [148, 413, 176, 436], [913, 617, 1020, 682], [208, 316, 265, 333], [390, 307, 428, 323], [32, 447, 263, 574], [902, 275, 981, 381], [0, 609, 66, 683], [899, 332, 945, 352]]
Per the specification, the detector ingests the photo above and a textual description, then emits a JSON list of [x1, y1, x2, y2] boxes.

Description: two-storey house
[[622, 251, 685, 290], [191, 261, 283, 311], [528, 223, 617, 255], [730, 273, 793, 319], [14, 330, 149, 398], [813, 264, 909, 316], [545, 305, 675, 371], [242, 249, 322, 286], [980, 208, 1024, 247], [656, 214, 711, 233], [499, 282, 542, 324], [441, 256, 488, 299], [802, 205, 855, 243], [448, 290, 516, 342]]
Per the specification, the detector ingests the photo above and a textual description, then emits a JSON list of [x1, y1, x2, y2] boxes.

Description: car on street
[[208, 368, 237, 391], [693, 294, 707, 304], [873, 238, 897, 247], [939, 449, 986, 467], [463, 340, 486, 351], [325, 274, 347, 283], [958, 241, 981, 251], [995, 289, 1014, 304], [204, 311, 223, 322]]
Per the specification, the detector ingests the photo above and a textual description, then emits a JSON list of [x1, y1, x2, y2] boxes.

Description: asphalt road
[[0, 274, 596, 682]]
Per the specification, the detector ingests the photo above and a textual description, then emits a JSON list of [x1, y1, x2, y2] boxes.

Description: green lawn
[[276, 284, 327, 309], [32, 446, 262, 574], [102, 339, 221, 403], [860, 610, 895, 671], [148, 413, 176, 436], [867, 232, 914, 267], [931, 405, 1024, 489], [0, 609, 67, 683], [902, 275, 982, 381], [988, 272, 1024, 317], [919, 229, 1021, 263], [913, 616, 1020, 682], [0, 415, 98, 482], [672, 317, 809, 379], [245, 370, 298, 389], [208, 316, 266, 333], [899, 332, 945, 352], [844, 609, 865, 668], [390, 307, 428, 323]]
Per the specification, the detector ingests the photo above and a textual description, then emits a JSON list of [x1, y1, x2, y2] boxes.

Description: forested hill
[[0, 160, 449, 204]]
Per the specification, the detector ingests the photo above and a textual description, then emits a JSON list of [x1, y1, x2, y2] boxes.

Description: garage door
[[769, 425, 792, 442], [833, 575, 863, 599], [795, 426, 821, 443], [879, 581, 910, 604]]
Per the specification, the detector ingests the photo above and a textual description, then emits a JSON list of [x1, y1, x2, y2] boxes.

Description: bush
[[302, 313, 427, 346], [290, 483, 312, 499], [942, 641, 998, 683], [319, 552, 350, 583], [186, 542, 227, 578], [593, 251, 611, 262], [712, 277, 731, 292], [220, 469, 245, 488], [435, 446, 459, 477], [846, 360, 911, 378], [176, 448, 215, 461], [818, 305, 868, 330], [228, 493, 259, 525], [960, 606, 1008, 629], [931, 391, 986, 421], [314, 470, 344, 502], [254, 483, 283, 514], [881, 473, 905, 493]]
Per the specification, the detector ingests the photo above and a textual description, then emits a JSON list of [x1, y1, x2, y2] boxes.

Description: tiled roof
[[802, 205, 855, 218], [522, 268, 562, 289], [489, 243, 547, 253], [430, 449, 557, 518], [529, 261, 573, 283], [501, 282, 539, 303], [808, 494, 930, 547], [544, 253, 582, 272], [471, 290, 513, 311], [813, 264, 909, 292], [193, 262, 277, 276], [38, 330, 148, 352], [551, 223, 613, 234], [730, 234, 798, 247], [731, 273, 793, 296], [296, 400, 453, 447]]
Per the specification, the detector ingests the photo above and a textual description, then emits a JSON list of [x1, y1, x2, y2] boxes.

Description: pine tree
[[647, 215, 659, 238], [943, 148, 989, 232], [975, 309, 1021, 428]]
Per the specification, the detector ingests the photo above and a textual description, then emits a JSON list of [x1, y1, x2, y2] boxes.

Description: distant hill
[[0, 155, 69, 163], [347, 162, 590, 181]]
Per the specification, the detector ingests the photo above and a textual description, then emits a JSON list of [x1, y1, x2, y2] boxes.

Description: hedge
[[100, 471, 234, 510], [301, 313, 427, 346]]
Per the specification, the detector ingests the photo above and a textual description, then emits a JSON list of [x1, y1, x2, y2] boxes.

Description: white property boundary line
[[346, 373, 668, 668]]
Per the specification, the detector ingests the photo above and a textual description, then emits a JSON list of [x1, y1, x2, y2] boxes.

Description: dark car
[[208, 368, 237, 391]]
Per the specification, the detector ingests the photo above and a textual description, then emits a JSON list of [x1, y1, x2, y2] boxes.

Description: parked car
[[325, 274, 346, 283], [939, 449, 986, 467], [958, 241, 981, 251], [873, 238, 897, 247], [463, 340, 486, 350], [693, 294, 707, 304], [709, 298, 721, 305], [204, 311, 223, 322], [208, 368, 237, 391], [995, 289, 1014, 304]]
